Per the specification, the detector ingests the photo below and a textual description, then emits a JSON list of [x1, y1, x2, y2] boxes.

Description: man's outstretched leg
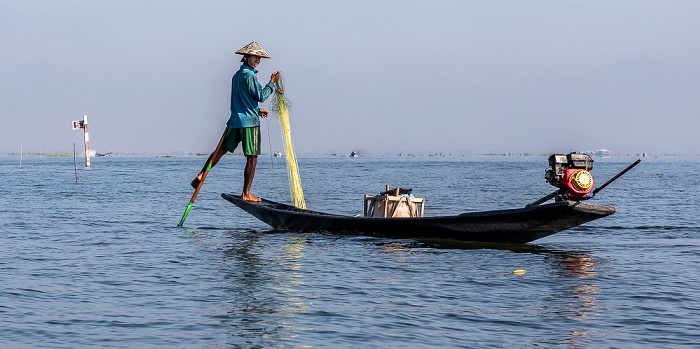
[[191, 145, 228, 189], [241, 155, 261, 202]]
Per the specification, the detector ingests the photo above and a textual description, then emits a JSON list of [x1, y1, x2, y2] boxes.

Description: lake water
[[2, 154, 699, 348]]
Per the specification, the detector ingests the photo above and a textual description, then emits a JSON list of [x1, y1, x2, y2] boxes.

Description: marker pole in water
[[73, 142, 78, 184], [178, 129, 228, 227], [83, 115, 91, 168], [20, 144, 22, 169]]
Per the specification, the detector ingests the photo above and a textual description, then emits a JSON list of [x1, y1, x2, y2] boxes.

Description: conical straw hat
[[235, 41, 270, 58]]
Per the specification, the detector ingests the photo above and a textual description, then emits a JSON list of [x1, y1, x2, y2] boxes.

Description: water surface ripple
[[1, 155, 699, 348]]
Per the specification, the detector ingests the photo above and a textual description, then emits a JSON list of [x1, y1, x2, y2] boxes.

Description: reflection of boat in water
[[349, 150, 358, 157], [221, 194, 615, 243]]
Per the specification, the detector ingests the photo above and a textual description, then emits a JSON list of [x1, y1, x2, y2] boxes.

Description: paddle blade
[[177, 201, 193, 227]]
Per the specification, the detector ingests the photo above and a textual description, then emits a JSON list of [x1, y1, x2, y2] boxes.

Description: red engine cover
[[559, 169, 594, 197]]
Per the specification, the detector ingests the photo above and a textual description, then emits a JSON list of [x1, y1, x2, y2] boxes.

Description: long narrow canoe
[[221, 193, 616, 243]]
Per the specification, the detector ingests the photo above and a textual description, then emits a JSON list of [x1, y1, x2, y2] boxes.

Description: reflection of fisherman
[[191, 41, 280, 202]]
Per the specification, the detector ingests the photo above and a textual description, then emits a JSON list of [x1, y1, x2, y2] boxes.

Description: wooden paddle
[[177, 128, 228, 227]]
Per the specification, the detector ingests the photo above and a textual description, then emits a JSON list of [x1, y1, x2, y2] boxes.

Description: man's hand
[[271, 71, 280, 84], [259, 108, 269, 118]]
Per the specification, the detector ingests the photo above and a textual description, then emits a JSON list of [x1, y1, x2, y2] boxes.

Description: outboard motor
[[544, 152, 594, 200], [526, 153, 640, 208]]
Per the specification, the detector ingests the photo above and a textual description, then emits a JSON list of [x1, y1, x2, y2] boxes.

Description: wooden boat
[[221, 193, 616, 243]]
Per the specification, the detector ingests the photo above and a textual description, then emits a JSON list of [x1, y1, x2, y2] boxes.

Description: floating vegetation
[[270, 73, 306, 209]]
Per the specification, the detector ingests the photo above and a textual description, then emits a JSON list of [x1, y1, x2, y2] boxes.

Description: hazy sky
[[2, 1, 699, 155]]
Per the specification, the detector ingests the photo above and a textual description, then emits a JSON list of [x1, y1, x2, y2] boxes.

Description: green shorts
[[224, 126, 260, 156]]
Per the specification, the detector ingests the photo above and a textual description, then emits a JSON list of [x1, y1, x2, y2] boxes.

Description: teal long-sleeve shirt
[[227, 64, 275, 128]]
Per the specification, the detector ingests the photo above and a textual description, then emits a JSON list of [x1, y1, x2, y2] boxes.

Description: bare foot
[[241, 193, 262, 202], [191, 174, 202, 189]]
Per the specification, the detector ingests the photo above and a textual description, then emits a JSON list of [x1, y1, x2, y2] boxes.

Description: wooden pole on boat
[[177, 128, 228, 227], [590, 159, 641, 198], [525, 190, 560, 208]]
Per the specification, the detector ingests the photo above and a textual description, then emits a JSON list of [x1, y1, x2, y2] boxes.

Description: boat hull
[[221, 193, 616, 243]]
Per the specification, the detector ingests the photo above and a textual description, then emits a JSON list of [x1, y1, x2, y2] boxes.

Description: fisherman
[[191, 41, 280, 202]]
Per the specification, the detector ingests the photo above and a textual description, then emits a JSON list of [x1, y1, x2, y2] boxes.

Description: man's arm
[[245, 72, 274, 102]]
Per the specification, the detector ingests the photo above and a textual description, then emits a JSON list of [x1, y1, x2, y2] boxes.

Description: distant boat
[[594, 149, 612, 158], [274, 152, 283, 157], [349, 150, 358, 157], [96, 152, 112, 157]]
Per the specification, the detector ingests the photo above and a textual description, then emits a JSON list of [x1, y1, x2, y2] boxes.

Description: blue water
[[2, 155, 700, 348]]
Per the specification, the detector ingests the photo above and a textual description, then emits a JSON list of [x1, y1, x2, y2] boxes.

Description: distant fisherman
[[191, 41, 280, 202]]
